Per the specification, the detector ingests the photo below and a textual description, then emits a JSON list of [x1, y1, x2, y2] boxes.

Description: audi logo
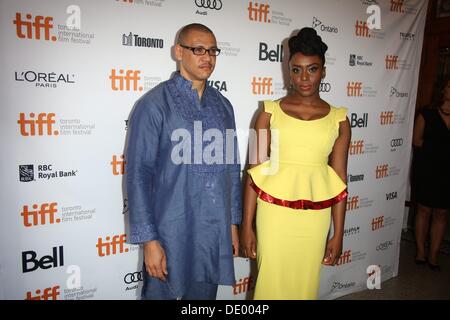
[[390, 138, 403, 147], [320, 82, 331, 92], [124, 271, 143, 284], [376, 241, 393, 251], [195, 0, 223, 10]]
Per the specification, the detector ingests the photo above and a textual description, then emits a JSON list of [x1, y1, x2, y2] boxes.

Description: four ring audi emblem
[[195, 0, 223, 10], [390, 138, 403, 147], [124, 271, 143, 284], [320, 83, 331, 92]]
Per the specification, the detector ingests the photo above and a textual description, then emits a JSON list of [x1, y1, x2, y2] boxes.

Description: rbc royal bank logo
[[19, 165, 34, 182]]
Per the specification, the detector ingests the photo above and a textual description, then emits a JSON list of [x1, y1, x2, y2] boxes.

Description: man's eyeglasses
[[179, 44, 221, 56]]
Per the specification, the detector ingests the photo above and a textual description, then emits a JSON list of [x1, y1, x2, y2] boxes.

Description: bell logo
[[376, 164, 389, 179], [372, 216, 384, 231], [390, 0, 404, 13], [251, 77, 273, 95], [350, 113, 368, 128], [109, 69, 143, 91], [336, 250, 352, 266], [13, 13, 57, 41], [349, 140, 364, 155], [248, 2, 270, 23], [18, 113, 59, 137], [25, 286, 60, 300], [21, 202, 60, 227], [347, 82, 363, 97], [96, 234, 129, 257], [380, 111, 394, 125], [347, 196, 359, 211], [111, 155, 126, 175], [233, 276, 255, 295], [385, 55, 398, 69], [355, 20, 370, 37], [22, 246, 64, 273], [259, 42, 283, 62]]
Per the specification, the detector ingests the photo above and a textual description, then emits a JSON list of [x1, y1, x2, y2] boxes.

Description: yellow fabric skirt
[[253, 198, 331, 300]]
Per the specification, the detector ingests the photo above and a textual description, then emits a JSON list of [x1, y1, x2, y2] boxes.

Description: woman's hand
[[322, 236, 343, 266], [240, 224, 257, 259]]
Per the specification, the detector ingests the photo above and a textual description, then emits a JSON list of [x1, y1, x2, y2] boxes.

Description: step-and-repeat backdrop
[[0, 0, 427, 300]]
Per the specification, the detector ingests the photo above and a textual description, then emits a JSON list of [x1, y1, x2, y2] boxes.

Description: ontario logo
[[312, 17, 338, 33]]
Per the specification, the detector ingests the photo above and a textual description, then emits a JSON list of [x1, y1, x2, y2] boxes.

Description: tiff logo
[[336, 250, 352, 266], [248, 1, 270, 23], [18, 113, 59, 136], [13, 13, 57, 41], [347, 196, 359, 211], [96, 234, 128, 257], [349, 140, 364, 155], [252, 77, 273, 95], [233, 276, 255, 295], [25, 286, 60, 300], [380, 111, 394, 125], [390, 0, 404, 13], [109, 69, 142, 91], [376, 164, 389, 179], [111, 155, 126, 175], [21, 203, 60, 227], [347, 82, 363, 97], [385, 55, 398, 69], [355, 20, 370, 37], [372, 216, 384, 230]]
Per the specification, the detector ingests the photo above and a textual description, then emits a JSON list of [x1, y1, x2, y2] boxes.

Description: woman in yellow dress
[[240, 27, 351, 300]]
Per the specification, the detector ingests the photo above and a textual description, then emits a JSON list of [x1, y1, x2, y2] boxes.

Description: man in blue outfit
[[126, 23, 242, 300]]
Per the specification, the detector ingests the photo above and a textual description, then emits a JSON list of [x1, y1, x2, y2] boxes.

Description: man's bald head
[[177, 23, 215, 44]]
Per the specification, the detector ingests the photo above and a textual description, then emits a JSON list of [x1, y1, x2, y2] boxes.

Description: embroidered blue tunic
[[126, 73, 242, 298]]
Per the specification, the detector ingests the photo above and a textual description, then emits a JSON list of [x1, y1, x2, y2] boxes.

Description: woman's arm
[[412, 113, 425, 148], [240, 110, 271, 259], [323, 117, 351, 265]]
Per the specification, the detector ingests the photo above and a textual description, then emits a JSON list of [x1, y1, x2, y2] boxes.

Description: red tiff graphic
[[109, 69, 143, 91], [21, 202, 60, 227], [18, 113, 59, 136], [248, 2, 270, 22], [96, 234, 129, 257], [13, 13, 57, 41], [25, 286, 60, 300]]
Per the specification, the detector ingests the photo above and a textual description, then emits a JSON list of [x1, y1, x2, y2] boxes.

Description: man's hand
[[231, 225, 239, 257], [144, 240, 168, 281]]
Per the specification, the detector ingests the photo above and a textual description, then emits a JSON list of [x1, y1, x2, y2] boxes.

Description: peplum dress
[[248, 100, 348, 300]]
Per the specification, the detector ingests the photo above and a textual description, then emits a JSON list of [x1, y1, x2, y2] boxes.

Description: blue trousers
[[141, 272, 218, 300]]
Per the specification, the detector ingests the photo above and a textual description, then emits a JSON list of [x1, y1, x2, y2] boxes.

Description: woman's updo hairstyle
[[288, 27, 328, 65]]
